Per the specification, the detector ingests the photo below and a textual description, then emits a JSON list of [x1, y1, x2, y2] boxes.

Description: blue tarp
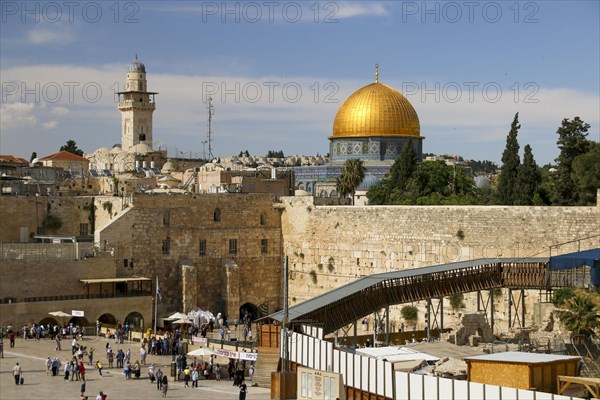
[[549, 248, 600, 286]]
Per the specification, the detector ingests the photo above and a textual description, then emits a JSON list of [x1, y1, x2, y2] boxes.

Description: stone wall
[[0, 196, 94, 241], [279, 197, 600, 331], [97, 193, 284, 321], [0, 253, 117, 299]]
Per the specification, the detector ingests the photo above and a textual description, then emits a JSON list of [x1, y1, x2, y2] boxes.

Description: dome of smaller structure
[[131, 143, 152, 154], [161, 161, 175, 173], [129, 55, 146, 73], [109, 146, 124, 154], [95, 147, 110, 154]]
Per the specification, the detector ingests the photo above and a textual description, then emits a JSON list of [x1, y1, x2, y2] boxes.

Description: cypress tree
[[386, 140, 417, 202], [514, 144, 541, 205], [496, 113, 521, 205]]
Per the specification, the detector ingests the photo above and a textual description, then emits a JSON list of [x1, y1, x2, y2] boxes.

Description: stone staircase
[[252, 346, 281, 388]]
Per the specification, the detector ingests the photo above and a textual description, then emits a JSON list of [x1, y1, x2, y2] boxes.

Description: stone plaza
[[0, 335, 271, 400]]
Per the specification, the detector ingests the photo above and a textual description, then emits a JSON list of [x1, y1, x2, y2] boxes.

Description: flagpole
[[153, 275, 158, 336]]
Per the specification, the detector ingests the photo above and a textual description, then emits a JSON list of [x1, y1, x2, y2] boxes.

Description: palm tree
[[336, 159, 366, 205], [558, 295, 600, 337]]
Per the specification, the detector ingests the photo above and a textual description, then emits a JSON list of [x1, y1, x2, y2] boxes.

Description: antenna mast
[[207, 97, 215, 161]]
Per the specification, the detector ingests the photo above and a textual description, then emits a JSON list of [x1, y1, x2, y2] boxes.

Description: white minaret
[[118, 55, 157, 152]]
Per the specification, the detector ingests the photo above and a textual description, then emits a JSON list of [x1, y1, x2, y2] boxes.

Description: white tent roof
[[355, 346, 439, 363]]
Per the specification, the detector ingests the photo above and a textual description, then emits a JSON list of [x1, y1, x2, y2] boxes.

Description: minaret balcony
[[118, 100, 156, 110]]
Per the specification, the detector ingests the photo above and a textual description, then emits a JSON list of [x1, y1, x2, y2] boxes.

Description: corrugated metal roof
[[264, 257, 548, 323], [464, 351, 580, 364]]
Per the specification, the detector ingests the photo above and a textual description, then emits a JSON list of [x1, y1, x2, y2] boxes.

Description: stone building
[[95, 193, 284, 322], [39, 151, 89, 175]]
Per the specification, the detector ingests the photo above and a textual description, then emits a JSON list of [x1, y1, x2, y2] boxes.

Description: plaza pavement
[[0, 335, 272, 400]]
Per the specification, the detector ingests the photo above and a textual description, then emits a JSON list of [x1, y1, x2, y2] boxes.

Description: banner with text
[[214, 348, 258, 362]]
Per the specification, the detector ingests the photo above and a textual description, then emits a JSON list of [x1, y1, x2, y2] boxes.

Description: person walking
[[64, 360, 70, 380], [13, 362, 22, 385], [156, 368, 163, 391], [80, 379, 87, 398], [191, 368, 199, 388], [46, 357, 52, 375], [183, 366, 190, 387], [96, 360, 103, 376], [239, 379, 247, 400], [161, 374, 168, 397]]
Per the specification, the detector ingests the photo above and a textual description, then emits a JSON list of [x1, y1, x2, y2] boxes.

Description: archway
[[239, 302, 259, 322], [124, 311, 144, 330], [98, 313, 117, 326], [39, 317, 59, 327], [68, 316, 90, 327]]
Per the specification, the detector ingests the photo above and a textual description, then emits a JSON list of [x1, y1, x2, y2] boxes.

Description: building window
[[199, 239, 206, 256], [139, 133, 146, 141], [214, 208, 221, 222], [123, 259, 129, 268], [79, 223, 89, 236], [163, 210, 170, 226], [260, 213, 266, 225], [261, 239, 268, 254], [162, 237, 170, 255], [229, 239, 237, 254]]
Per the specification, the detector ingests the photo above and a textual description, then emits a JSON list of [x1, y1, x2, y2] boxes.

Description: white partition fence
[[284, 330, 583, 400]]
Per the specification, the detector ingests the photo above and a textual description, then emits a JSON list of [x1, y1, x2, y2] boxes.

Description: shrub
[[401, 305, 418, 322]]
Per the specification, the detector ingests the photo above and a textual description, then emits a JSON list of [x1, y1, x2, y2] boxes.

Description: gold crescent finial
[[375, 64, 379, 83]]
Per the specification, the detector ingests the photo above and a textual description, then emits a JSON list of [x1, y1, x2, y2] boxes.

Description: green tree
[[558, 295, 600, 337], [571, 141, 600, 205], [30, 151, 37, 162], [496, 113, 521, 205], [386, 140, 417, 202], [336, 158, 366, 205], [60, 140, 84, 156], [401, 305, 418, 324], [365, 178, 388, 205], [553, 117, 591, 205], [514, 144, 541, 205]]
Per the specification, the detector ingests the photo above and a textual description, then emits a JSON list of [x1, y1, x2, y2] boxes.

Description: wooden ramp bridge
[[263, 252, 598, 336]]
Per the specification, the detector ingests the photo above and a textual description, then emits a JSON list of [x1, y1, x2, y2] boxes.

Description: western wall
[[279, 195, 600, 333]]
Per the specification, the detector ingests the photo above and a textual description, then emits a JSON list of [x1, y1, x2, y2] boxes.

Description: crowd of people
[[3, 317, 256, 398]]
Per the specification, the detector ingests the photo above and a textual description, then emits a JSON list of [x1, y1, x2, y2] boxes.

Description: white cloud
[[0, 102, 37, 130], [27, 26, 74, 45], [335, 2, 389, 19], [51, 106, 69, 115], [42, 120, 59, 129]]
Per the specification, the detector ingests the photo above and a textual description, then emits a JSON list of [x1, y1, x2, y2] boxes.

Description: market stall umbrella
[[171, 318, 193, 324], [49, 311, 72, 325], [187, 347, 215, 357], [166, 312, 188, 320]]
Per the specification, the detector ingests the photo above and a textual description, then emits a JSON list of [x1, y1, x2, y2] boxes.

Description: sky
[[1, 1, 599, 165]]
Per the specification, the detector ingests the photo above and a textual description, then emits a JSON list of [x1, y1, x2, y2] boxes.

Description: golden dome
[[331, 82, 420, 139]]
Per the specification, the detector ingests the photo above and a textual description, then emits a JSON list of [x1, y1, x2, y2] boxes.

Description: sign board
[[214, 348, 258, 362], [71, 310, 85, 317], [192, 336, 208, 345]]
